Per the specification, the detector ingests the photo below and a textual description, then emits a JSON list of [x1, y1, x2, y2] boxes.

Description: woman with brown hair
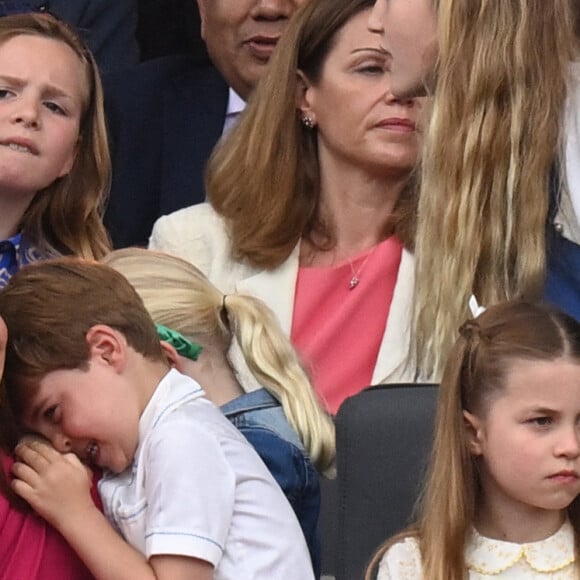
[[150, 0, 425, 414]]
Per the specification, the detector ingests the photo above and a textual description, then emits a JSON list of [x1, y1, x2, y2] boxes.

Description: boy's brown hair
[[0, 258, 165, 417]]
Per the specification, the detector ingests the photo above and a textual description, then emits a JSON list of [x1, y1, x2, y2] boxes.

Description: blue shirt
[[0, 233, 43, 288], [221, 389, 322, 578]]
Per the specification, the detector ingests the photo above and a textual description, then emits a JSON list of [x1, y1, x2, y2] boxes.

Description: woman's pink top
[[292, 236, 403, 414], [0, 452, 97, 579]]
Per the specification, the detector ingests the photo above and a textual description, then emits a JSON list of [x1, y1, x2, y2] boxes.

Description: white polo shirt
[[99, 369, 314, 580]]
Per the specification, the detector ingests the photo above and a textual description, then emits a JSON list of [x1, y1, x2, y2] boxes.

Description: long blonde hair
[[2, 13, 111, 259], [205, 0, 417, 269], [414, 0, 579, 377], [103, 248, 335, 473], [367, 302, 580, 579]]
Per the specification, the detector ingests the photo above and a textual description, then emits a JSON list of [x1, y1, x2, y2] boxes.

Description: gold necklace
[[347, 246, 377, 290]]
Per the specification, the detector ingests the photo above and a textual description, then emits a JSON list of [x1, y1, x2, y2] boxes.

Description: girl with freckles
[[0, 11, 110, 288]]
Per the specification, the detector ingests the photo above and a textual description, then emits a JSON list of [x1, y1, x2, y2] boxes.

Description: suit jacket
[[545, 225, 580, 321], [103, 56, 229, 248], [544, 65, 580, 323], [0, 0, 139, 72], [150, 203, 418, 385]]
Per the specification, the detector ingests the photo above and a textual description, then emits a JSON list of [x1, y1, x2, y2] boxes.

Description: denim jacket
[[221, 389, 321, 577]]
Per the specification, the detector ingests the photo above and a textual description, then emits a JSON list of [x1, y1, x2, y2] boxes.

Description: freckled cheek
[[62, 128, 80, 150]]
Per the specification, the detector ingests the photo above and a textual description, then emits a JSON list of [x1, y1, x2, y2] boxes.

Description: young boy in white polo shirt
[[1, 258, 314, 580]]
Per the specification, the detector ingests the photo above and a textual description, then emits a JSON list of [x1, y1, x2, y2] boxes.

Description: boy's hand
[[12, 439, 96, 530]]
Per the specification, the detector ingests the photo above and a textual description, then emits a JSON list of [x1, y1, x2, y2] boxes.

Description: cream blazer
[[150, 203, 418, 385]]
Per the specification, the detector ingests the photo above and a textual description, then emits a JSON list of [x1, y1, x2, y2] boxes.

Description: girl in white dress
[[367, 301, 580, 579]]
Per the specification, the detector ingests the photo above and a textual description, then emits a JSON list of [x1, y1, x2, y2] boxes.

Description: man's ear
[[85, 325, 126, 371], [159, 341, 186, 373], [296, 70, 316, 124], [463, 410, 484, 456]]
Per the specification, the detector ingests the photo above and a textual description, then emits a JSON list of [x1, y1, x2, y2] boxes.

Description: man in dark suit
[[103, 0, 305, 248], [0, 0, 139, 72]]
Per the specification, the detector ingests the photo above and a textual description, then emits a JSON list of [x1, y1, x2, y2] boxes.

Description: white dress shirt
[[222, 87, 246, 134]]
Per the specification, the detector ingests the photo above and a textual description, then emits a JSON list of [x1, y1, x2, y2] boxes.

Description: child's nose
[[52, 432, 72, 453], [554, 427, 580, 458], [11, 97, 40, 129]]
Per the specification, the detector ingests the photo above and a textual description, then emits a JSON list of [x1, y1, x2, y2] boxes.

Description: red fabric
[[0, 452, 98, 580], [292, 236, 403, 414]]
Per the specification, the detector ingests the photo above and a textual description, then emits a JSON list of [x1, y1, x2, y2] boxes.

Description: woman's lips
[[376, 118, 416, 132]]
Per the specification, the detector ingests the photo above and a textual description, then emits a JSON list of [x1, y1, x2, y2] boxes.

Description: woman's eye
[[0, 89, 14, 99], [357, 64, 384, 74]]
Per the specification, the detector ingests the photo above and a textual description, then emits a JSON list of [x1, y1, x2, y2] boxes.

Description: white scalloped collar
[[466, 520, 575, 574]]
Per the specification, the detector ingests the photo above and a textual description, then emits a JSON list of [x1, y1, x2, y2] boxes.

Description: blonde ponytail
[[103, 248, 335, 475], [224, 294, 335, 474]]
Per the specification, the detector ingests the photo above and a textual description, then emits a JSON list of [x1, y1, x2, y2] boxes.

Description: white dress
[[377, 520, 576, 579]]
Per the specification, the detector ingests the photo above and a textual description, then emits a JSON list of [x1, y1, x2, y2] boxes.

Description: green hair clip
[[155, 323, 203, 361]]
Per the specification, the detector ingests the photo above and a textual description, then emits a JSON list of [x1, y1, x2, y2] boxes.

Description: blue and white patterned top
[[0, 233, 44, 289]]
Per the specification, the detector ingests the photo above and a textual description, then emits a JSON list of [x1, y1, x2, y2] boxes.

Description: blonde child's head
[[103, 248, 336, 474]]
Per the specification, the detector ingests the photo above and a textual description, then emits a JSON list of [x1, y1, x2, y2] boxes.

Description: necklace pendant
[[349, 276, 359, 290]]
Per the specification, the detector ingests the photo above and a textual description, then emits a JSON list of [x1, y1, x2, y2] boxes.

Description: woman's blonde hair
[[414, 0, 579, 377], [1, 12, 111, 259], [205, 0, 417, 269], [103, 248, 335, 473], [367, 302, 580, 579]]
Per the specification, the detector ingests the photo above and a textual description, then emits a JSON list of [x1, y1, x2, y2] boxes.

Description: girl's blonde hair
[[103, 248, 335, 473], [205, 0, 417, 269], [414, 0, 579, 377], [1, 12, 111, 259], [367, 302, 580, 579]]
